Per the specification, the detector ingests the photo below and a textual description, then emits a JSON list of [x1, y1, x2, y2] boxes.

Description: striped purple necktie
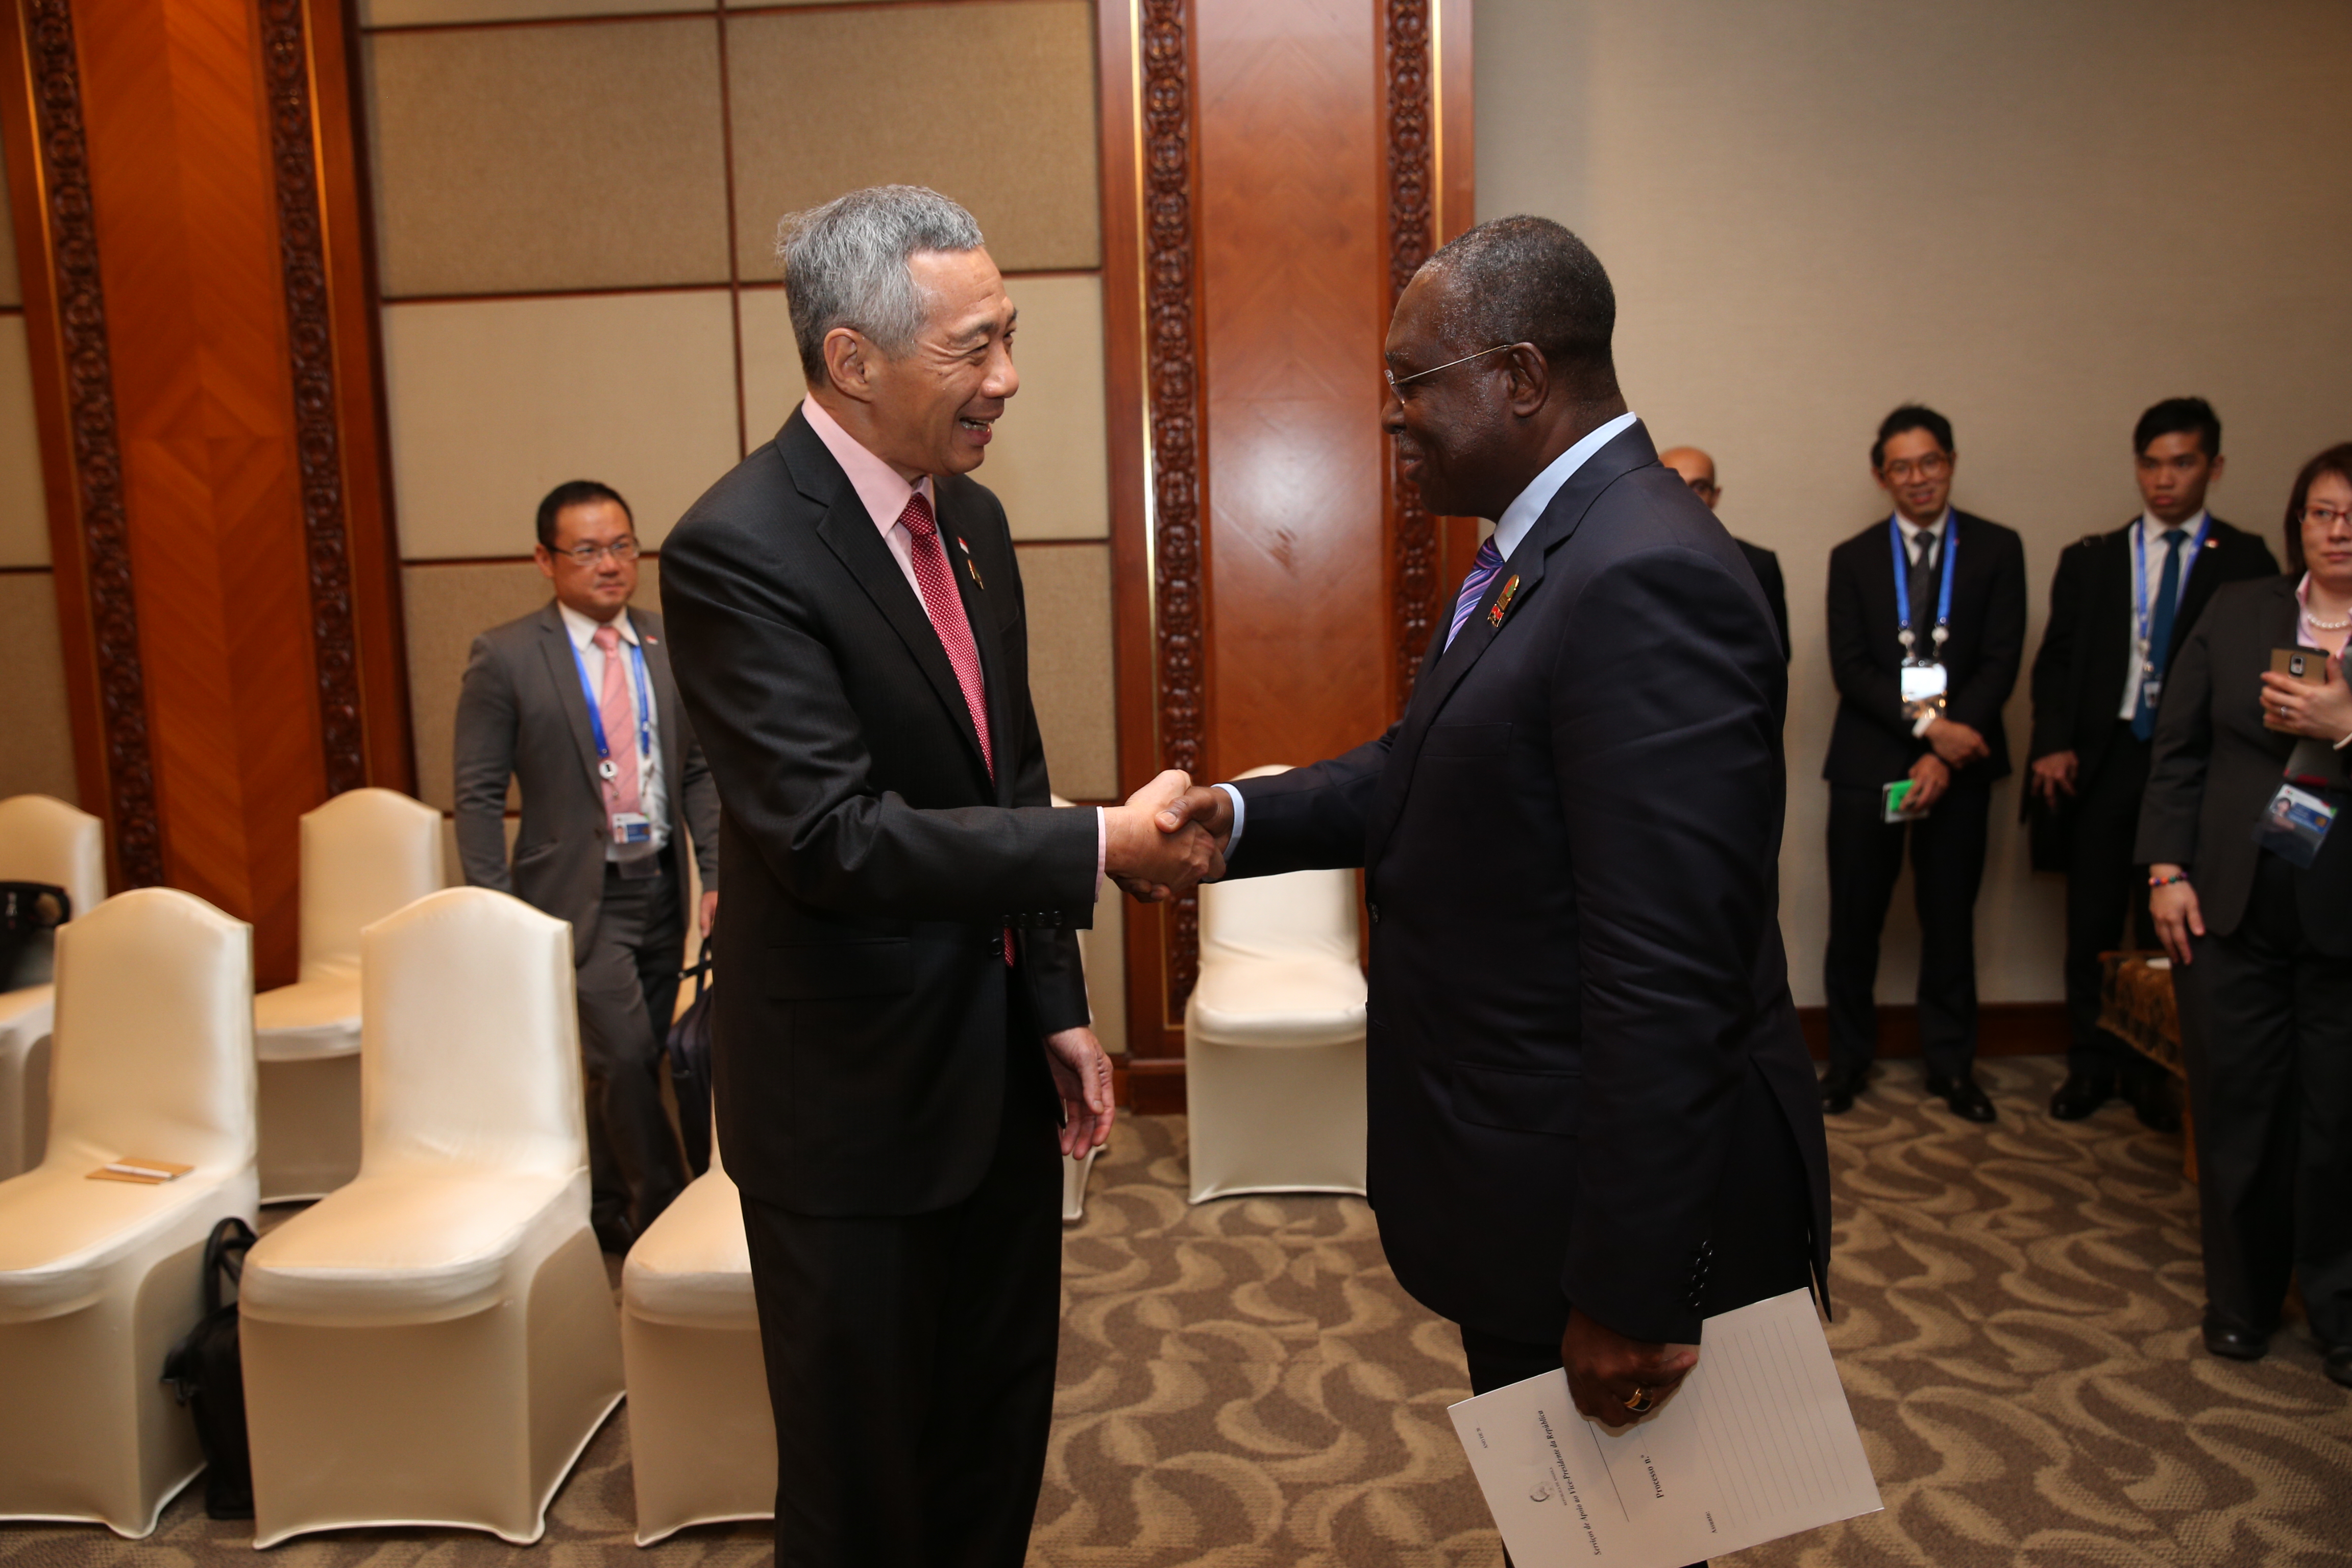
[[1443, 536, 1505, 650]]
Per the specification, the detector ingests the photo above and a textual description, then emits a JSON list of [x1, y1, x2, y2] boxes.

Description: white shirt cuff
[[1214, 781, 1247, 864]]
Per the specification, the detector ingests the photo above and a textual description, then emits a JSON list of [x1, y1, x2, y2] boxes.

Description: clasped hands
[[1103, 771, 1232, 903], [1903, 717, 1989, 813]]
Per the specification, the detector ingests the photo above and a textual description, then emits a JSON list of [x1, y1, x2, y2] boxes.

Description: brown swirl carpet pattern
[[5, 1057, 2348, 1567]]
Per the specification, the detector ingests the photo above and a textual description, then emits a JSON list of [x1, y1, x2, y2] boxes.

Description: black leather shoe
[[1820, 1066, 1868, 1115], [2325, 1344, 2352, 1388], [1925, 1072, 1997, 1122], [2130, 1074, 2182, 1134], [2049, 1070, 2114, 1121], [2202, 1321, 2269, 1361]]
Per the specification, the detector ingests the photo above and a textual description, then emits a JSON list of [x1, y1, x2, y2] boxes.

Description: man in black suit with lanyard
[[1819, 406, 2026, 1122], [659, 186, 1219, 1568], [1146, 217, 1831, 1443], [2026, 398, 2275, 1128]]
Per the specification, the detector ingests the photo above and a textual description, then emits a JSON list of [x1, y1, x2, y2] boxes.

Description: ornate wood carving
[[1385, 0, 1440, 704], [21, 0, 163, 886], [259, 0, 365, 796], [1141, 0, 1206, 1007]]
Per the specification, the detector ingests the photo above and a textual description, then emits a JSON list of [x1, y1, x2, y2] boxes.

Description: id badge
[[610, 811, 652, 846], [1900, 660, 1948, 715], [2251, 783, 2337, 869], [2140, 676, 2163, 712]]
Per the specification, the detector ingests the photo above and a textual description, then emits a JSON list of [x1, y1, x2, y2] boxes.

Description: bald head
[[1658, 446, 1720, 509]]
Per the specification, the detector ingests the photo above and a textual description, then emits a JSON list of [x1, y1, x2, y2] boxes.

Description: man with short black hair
[[2026, 398, 2276, 1126], [1820, 406, 2026, 1122], [454, 479, 719, 1252]]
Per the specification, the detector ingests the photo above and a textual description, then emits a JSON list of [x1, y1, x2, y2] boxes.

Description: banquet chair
[[1184, 766, 1368, 1203], [253, 788, 444, 1203], [0, 888, 257, 1537], [239, 889, 622, 1547], [619, 1116, 770, 1545], [0, 794, 106, 1181]]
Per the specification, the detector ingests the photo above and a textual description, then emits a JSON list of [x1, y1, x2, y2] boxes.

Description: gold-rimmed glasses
[[1384, 342, 1521, 394], [553, 538, 642, 566]]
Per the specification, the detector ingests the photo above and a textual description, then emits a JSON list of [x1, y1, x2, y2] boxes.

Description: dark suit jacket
[[1735, 537, 1791, 662], [1824, 509, 2026, 788], [2135, 575, 2351, 953], [1225, 422, 1831, 1348], [2028, 517, 2277, 781], [658, 409, 1097, 1217], [453, 601, 720, 943]]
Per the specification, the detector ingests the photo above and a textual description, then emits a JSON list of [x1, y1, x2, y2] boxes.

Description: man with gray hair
[[659, 185, 1219, 1566]]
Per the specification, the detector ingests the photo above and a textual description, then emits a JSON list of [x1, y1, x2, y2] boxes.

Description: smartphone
[[2267, 647, 2328, 730]]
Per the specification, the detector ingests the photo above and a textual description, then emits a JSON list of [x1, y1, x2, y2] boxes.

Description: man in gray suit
[[455, 479, 721, 1252]]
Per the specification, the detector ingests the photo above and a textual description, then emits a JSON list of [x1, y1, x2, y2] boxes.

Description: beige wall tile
[[728, 1, 1100, 278], [362, 0, 708, 24], [400, 557, 668, 812], [738, 274, 1109, 539], [365, 19, 730, 297], [0, 573, 78, 803], [0, 154, 19, 307], [1016, 543, 1116, 800], [1478, 0, 2352, 1007], [0, 320, 48, 568], [383, 291, 740, 560]]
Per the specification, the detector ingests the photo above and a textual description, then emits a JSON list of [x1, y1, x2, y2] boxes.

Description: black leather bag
[[161, 1216, 259, 1519], [0, 881, 69, 992], [667, 939, 715, 1177]]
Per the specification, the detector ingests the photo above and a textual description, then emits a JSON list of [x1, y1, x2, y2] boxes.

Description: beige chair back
[[357, 888, 583, 1181], [1197, 766, 1359, 966], [0, 794, 106, 920], [45, 888, 256, 1177], [298, 789, 445, 982]]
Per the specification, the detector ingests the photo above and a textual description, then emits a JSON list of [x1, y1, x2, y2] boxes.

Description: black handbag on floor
[[161, 1216, 259, 1520], [0, 881, 69, 992], [667, 939, 715, 1177]]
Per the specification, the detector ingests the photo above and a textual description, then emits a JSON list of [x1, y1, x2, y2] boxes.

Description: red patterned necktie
[[898, 492, 993, 779], [899, 491, 1014, 967]]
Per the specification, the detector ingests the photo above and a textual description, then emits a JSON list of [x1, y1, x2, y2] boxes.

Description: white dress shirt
[[559, 601, 668, 856], [1218, 411, 1643, 857], [2116, 510, 2208, 719]]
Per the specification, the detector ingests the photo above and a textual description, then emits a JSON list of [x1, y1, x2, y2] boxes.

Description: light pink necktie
[[898, 492, 993, 779], [593, 623, 643, 828], [898, 492, 1013, 965]]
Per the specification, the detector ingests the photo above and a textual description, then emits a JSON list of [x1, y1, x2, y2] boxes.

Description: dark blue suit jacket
[[1227, 422, 1831, 1346]]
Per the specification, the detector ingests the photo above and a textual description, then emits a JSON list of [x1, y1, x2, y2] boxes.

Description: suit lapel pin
[[1487, 574, 1522, 628], [957, 536, 985, 590]]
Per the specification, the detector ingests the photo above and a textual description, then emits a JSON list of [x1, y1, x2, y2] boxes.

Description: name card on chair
[[88, 1158, 192, 1185]]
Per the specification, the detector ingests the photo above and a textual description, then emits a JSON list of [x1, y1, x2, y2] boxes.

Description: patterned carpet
[[5, 1056, 2349, 1567]]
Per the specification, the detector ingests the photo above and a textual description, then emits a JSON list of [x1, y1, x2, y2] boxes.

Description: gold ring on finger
[[1624, 1386, 1652, 1414]]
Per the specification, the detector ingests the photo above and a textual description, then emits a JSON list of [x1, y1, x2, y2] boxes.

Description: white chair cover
[[254, 788, 444, 1204], [0, 888, 257, 1537], [240, 889, 621, 1547], [0, 794, 106, 1182], [619, 1120, 772, 1544], [1185, 766, 1369, 1203]]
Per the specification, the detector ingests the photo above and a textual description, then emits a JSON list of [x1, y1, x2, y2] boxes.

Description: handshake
[[1101, 770, 1236, 903]]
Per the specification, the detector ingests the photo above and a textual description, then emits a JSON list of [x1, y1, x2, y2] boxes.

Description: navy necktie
[[2132, 528, 2188, 740], [1444, 537, 1504, 651]]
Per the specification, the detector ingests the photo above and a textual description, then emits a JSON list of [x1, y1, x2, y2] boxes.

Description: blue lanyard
[[2133, 514, 2210, 651], [570, 630, 654, 766], [1888, 513, 1958, 657]]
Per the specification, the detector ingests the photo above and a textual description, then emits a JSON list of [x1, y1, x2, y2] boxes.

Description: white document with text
[[1447, 1288, 1881, 1568]]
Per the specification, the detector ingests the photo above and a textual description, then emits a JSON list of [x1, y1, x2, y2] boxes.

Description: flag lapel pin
[[957, 536, 985, 589], [1487, 574, 1522, 628]]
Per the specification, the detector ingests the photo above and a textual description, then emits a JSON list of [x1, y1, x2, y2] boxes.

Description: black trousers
[[1824, 778, 1991, 1079], [2175, 851, 2352, 1346], [740, 1031, 1064, 1568], [1457, 1077, 1812, 1568], [2062, 728, 2161, 1082], [576, 851, 689, 1247]]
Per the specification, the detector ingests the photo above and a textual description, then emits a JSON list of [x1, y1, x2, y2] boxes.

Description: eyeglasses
[[551, 538, 641, 566], [1384, 342, 1521, 394], [2304, 504, 2352, 530], [1879, 453, 1951, 483]]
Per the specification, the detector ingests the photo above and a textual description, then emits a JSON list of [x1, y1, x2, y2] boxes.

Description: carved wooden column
[[1101, 0, 1473, 1108], [0, 0, 409, 984]]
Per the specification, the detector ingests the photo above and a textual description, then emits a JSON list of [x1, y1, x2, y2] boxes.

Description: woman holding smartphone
[[2138, 442, 2352, 1388]]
